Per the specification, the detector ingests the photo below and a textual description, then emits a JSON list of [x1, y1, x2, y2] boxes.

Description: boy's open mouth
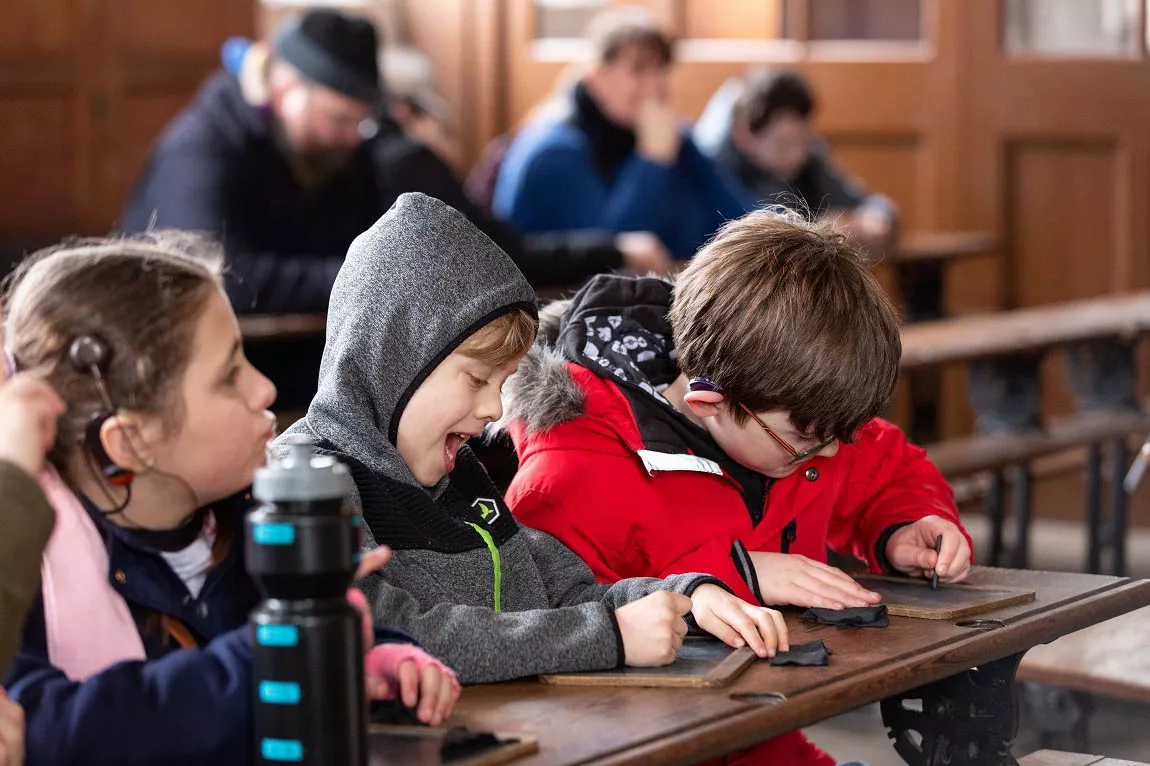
[[444, 432, 473, 474]]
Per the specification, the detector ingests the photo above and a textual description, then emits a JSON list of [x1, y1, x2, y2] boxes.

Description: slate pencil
[[931, 534, 943, 590]]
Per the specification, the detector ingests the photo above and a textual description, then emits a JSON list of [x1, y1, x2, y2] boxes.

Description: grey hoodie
[[280, 193, 721, 684]]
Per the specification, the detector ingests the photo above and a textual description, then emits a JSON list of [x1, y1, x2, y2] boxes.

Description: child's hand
[[884, 516, 972, 583], [0, 375, 65, 478], [689, 584, 788, 659], [747, 552, 880, 610], [0, 689, 25, 766], [346, 546, 393, 650], [614, 591, 691, 666], [363, 645, 459, 726]]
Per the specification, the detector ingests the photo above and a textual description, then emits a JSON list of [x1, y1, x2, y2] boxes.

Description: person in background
[[124, 9, 671, 316], [694, 69, 897, 249], [494, 6, 754, 260]]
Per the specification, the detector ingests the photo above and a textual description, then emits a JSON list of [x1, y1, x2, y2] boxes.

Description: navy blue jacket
[[2, 496, 409, 765], [121, 73, 626, 314], [493, 84, 756, 260]]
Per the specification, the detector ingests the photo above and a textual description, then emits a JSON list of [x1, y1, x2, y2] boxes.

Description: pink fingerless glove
[[363, 644, 459, 700]]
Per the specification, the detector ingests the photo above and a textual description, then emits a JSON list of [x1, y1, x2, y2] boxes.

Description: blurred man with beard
[[122, 10, 667, 319]]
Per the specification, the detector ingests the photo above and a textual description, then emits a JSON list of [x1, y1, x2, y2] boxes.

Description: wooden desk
[[894, 230, 999, 265], [239, 313, 327, 341], [900, 291, 1150, 371], [415, 569, 1149, 766]]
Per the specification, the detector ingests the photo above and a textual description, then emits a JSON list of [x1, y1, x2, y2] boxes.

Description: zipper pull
[[781, 520, 797, 554]]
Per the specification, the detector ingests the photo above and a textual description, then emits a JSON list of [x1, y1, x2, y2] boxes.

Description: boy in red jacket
[[503, 208, 972, 765]]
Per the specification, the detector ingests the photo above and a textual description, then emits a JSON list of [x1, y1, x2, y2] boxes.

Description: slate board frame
[[540, 640, 758, 688], [853, 574, 1036, 619]]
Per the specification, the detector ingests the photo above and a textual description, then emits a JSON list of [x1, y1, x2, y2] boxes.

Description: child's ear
[[682, 388, 727, 421], [99, 413, 161, 473]]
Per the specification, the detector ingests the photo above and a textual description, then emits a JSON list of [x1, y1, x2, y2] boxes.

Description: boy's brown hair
[[586, 6, 674, 67], [457, 308, 538, 368], [669, 209, 900, 443]]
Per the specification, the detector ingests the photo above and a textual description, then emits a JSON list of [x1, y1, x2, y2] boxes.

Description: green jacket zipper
[[466, 522, 503, 613]]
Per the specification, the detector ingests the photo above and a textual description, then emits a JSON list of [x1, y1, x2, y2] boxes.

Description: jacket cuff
[[730, 540, 766, 607], [874, 522, 915, 575], [680, 575, 729, 598], [605, 605, 626, 669]]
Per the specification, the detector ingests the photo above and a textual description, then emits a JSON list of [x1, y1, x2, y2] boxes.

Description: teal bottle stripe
[[261, 738, 303, 762], [259, 680, 301, 705], [255, 625, 299, 647], [253, 522, 295, 545]]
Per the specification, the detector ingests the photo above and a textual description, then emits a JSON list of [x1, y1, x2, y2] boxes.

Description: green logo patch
[[472, 497, 501, 525]]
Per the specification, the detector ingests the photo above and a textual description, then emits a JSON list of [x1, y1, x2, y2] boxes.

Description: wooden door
[[937, 0, 1150, 431], [0, 0, 96, 243], [0, 0, 255, 253]]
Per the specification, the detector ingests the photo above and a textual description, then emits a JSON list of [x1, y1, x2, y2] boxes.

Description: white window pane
[[535, 0, 608, 39], [1005, 0, 1138, 56]]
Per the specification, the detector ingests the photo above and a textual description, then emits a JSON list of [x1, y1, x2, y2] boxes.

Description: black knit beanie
[[273, 10, 381, 103]]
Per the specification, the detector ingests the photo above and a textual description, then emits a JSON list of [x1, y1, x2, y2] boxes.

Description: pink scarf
[[39, 466, 146, 680]]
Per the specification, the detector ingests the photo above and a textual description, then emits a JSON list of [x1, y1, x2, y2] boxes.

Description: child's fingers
[[434, 675, 458, 725], [744, 607, 781, 658], [720, 603, 767, 658], [943, 541, 973, 582], [935, 531, 964, 578], [417, 665, 442, 724], [696, 606, 744, 649], [803, 568, 876, 607], [353, 546, 392, 582], [790, 577, 846, 610], [366, 676, 390, 700], [345, 588, 376, 648], [398, 659, 420, 709]]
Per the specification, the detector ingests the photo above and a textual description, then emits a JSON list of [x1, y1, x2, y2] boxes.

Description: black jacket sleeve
[[121, 145, 342, 315]]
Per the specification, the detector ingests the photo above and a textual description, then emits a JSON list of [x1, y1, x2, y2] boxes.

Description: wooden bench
[[1021, 752, 1149, 766], [901, 292, 1150, 575], [1015, 607, 1150, 754]]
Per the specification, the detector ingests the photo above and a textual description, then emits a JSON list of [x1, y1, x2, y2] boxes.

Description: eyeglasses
[[737, 403, 835, 465]]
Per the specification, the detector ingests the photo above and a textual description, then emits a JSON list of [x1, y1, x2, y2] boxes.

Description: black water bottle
[[246, 435, 366, 765]]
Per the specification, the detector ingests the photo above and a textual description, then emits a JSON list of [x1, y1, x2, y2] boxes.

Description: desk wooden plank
[[900, 292, 1150, 369], [1018, 605, 1150, 706], [1019, 752, 1106, 766], [895, 231, 999, 264], [1020, 755, 1149, 766], [445, 569, 1150, 766], [368, 726, 538, 766], [239, 314, 327, 341]]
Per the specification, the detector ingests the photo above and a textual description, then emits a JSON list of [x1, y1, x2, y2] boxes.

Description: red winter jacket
[[508, 363, 966, 605], [501, 276, 969, 765]]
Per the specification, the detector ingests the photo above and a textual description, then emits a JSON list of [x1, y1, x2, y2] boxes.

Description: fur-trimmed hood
[[501, 274, 680, 437]]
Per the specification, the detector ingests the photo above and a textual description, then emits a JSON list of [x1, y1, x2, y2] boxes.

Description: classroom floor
[[804, 513, 1150, 765]]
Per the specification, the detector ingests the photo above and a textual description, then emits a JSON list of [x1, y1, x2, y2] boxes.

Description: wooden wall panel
[[682, 0, 783, 40], [0, 97, 77, 231], [827, 136, 920, 229], [1007, 141, 1116, 307]]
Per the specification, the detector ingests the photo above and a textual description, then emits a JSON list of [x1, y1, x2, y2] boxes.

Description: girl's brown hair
[[2, 232, 225, 474]]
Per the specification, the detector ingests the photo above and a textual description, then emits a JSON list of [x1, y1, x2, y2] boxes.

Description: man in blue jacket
[[493, 8, 755, 260]]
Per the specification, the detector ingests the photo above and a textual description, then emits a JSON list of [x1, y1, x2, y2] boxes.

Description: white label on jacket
[[637, 450, 724, 477]]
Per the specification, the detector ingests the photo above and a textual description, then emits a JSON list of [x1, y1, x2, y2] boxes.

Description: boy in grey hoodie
[[281, 193, 789, 684]]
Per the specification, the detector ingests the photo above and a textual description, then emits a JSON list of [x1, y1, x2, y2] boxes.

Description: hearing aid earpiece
[[69, 334, 134, 486]]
